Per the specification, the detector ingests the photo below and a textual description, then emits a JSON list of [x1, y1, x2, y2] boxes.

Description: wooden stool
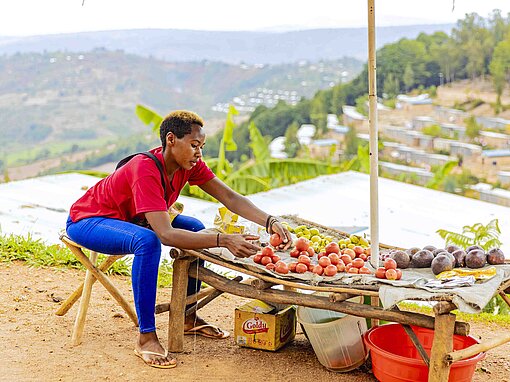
[[56, 234, 138, 345]]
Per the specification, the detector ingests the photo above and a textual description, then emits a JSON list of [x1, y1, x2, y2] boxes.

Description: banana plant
[[436, 219, 502, 251], [426, 161, 457, 190]]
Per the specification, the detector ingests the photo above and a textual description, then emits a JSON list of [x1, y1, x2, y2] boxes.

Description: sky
[[1, 0, 509, 36]]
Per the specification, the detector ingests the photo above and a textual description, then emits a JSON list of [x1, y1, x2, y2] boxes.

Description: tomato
[[289, 249, 300, 258], [306, 247, 315, 257], [365, 247, 371, 255], [351, 258, 365, 269], [295, 237, 310, 252], [308, 263, 315, 271], [297, 255, 311, 266], [265, 263, 275, 271], [336, 262, 346, 272], [288, 262, 298, 272], [384, 258, 397, 270], [317, 252, 327, 259], [328, 253, 340, 265], [312, 265, 324, 275], [375, 267, 386, 279], [261, 256, 273, 266], [318, 256, 331, 267], [353, 246, 364, 255], [347, 267, 359, 274], [359, 266, 371, 274], [299, 251, 309, 257], [358, 253, 368, 261], [295, 263, 308, 274], [325, 242, 340, 255], [340, 254, 352, 265], [343, 248, 356, 259], [324, 264, 338, 277], [261, 246, 274, 257], [385, 268, 398, 280], [253, 254, 263, 264], [396, 269, 403, 280], [271, 255, 281, 263], [269, 233, 283, 247], [275, 262, 289, 274], [345, 263, 353, 272]]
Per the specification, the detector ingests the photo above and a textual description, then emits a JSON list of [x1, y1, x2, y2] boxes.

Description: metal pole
[[367, 0, 380, 269]]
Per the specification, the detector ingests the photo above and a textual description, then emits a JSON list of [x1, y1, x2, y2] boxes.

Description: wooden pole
[[71, 251, 98, 345], [56, 255, 124, 316], [196, 266, 469, 336], [499, 291, 510, 308], [446, 332, 510, 363], [167, 258, 192, 353], [428, 313, 456, 382], [367, 0, 380, 269]]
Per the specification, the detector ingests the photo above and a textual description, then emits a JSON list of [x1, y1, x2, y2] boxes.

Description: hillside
[[0, 50, 361, 158], [0, 24, 454, 64]]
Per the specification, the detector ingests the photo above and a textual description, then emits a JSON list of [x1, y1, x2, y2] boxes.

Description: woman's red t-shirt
[[69, 146, 215, 223]]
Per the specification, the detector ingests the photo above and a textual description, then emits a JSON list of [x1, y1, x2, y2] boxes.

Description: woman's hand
[[270, 221, 292, 251], [220, 234, 260, 258]]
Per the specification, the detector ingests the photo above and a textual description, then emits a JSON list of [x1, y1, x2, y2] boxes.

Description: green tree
[[344, 126, 360, 158], [464, 115, 482, 141], [403, 64, 415, 92], [436, 219, 502, 251], [383, 72, 400, 98], [489, 36, 510, 110], [284, 122, 301, 158]]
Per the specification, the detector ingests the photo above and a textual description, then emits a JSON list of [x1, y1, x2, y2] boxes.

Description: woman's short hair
[[160, 110, 204, 149]]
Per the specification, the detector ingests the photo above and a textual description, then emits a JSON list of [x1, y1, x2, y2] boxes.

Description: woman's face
[[167, 124, 206, 170]]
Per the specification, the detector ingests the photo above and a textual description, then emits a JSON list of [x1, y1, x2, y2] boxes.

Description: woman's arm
[[145, 211, 259, 257], [199, 178, 292, 249]]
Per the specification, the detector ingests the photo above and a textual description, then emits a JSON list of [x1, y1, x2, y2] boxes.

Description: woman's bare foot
[[135, 331, 177, 367]]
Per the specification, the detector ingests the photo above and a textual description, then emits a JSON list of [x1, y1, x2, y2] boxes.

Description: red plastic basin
[[363, 323, 485, 382]]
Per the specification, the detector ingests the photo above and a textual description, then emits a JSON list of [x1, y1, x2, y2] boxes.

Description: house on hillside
[[342, 105, 366, 128], [384, 144, 455, 167], [379, 161, 433, 185], [309, 139, 339, 160], [327, 114, 340, 129], [297, 124, 316, 146], [440, 123, 465, 139], [481, 149, 510, 167], [269, 137, 288, 159], [475, 116, 510, 132], [478, 187, 510, 207], [412, 116, 436, 130], [434, 106, 468, 124], [498, 171, 510, 186], [479, 131, 510, 149], [434, 139, 482, 158]]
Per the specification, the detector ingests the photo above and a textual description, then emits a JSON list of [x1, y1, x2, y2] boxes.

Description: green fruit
[[296, 232, 303, 238], [347, 243, 355, 249], [295, 225, 307, 232], [310, 228, 320, 236], [349, 234, 359, 244], [311, 235, 321, 243]]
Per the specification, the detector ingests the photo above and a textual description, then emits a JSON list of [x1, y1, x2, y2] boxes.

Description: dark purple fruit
[[465, 249, 486, 269], [433, 248, 448, 256], [422, 245, 437, 252], [445, 244, 460, 254], [431, 255, 454, 275], [390, 250, 410, 269], [487, 248, 505, 265], [466, 245, 483, 253], [411, 250, 434, 268], [451, 249, 467, 267]]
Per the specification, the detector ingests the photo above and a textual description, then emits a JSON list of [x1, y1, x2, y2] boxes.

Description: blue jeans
[[66, 214, 205, 333]]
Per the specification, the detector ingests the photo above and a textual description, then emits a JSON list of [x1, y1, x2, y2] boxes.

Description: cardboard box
[[234, 300, 296, 351]]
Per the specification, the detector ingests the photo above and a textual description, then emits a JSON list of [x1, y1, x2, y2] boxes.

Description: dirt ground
[[1, 262, 509, 382]]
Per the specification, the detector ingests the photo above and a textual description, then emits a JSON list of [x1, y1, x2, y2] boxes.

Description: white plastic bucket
[[297, 296, 368, 372]]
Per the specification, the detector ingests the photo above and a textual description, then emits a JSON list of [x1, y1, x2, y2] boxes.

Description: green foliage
[[135, 104, 163, 133], [0, 233, 131, 276], [436, 219, 502, 251], [489, 35, 510, 109], [464, 115, 482, 140], [344, 126, 361, 158], [426, 161, 458, 190], [421, 124, 443, 138], [284, 121, 301, 158]]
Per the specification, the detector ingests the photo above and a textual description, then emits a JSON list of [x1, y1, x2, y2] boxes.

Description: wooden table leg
[[167, 258, 192, 353], [428, 311, 456, 382]]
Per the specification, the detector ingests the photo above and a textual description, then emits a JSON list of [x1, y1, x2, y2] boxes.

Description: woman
[[66, 110, 291, 368]]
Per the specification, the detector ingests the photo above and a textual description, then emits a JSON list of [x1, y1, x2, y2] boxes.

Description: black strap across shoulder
[[115, 152, 168, 200]]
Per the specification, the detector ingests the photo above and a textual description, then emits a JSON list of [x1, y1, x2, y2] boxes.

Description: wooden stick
[[56, 255, 124, 316], [155, 287, 217, 314], [196, 266, 469, 335], [71, 251, 98, 345], [433, 301, 457, 315], [184, 276, 243, 317], [65, 243, 138, 326], [499, 291, 510, 308], [446, 332, 510, 363], [371, 296, 380, 327], [183, 249, 381, 296], [428, 313, 456, 382], [167, 258, 191, 353], [394, 306, 430, 367], [329, 292, 356, 302], [250, 278, 275, 290]]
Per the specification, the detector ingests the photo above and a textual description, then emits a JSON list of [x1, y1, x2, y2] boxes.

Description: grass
[[0, 233, 174, 287], [400, 301, 510, 327]]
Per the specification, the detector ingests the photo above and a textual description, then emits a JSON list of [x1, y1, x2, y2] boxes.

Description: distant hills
[[0, 24, 454, 64]]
